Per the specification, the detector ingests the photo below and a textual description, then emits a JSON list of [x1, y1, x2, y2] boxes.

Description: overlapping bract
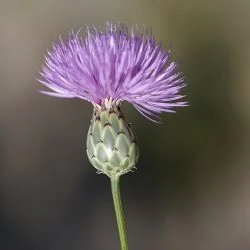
[[39, 24, 186, 121]]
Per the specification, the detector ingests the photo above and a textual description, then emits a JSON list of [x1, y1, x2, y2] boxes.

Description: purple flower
[[38, 23, 186, 121]]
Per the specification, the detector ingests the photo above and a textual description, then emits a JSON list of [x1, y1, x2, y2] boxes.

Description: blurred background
[[0, 0, 249, 249]]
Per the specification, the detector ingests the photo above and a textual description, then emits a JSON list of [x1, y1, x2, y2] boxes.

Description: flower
[[38, 23, 186, 121]]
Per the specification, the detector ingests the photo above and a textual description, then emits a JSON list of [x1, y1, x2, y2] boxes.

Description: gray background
[[0, 0, 249, 249]]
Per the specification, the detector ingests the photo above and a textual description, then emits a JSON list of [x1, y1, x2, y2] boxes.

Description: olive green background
[[0, 0, 249, 249]]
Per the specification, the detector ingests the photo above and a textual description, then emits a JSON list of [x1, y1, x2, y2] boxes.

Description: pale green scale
[[102, 125, 116, 149], [110, 112, 120, 133], [86, 105, 139, 177], [115, 133, 130, 157]]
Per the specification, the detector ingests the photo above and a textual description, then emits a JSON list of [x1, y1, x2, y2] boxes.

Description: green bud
[[86, 103, 139, 177]]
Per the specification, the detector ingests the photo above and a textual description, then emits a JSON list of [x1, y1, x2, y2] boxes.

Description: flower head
[[39, 23, 186, 121]]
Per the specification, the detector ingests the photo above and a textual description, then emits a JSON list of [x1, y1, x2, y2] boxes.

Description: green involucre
[[86, 105, 139, 177]]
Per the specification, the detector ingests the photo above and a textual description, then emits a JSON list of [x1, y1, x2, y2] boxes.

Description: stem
[[111, 175, 128, 250]]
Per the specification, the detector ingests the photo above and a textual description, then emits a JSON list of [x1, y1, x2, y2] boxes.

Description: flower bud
[[86, 104, 139, 177]]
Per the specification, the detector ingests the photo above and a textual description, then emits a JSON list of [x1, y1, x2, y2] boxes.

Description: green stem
[[111, 175, 128, 250]]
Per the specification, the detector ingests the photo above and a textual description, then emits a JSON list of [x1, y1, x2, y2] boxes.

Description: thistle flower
[[39, 23, 186, 176], [38, 23, 186, 250]]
